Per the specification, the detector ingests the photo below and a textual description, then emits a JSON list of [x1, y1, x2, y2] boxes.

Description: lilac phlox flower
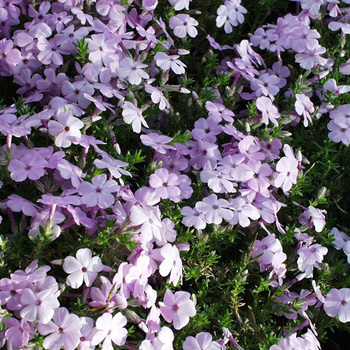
[[141, 133, 175, 154], [250, 28, 278, 50], [149, 168, 181, 202], [328, 20, 350, 35], [216, 0, 247, 34], [37, 307, 82, 350], [48, 110, 84, 148], [78, 316, 96, 350], [183, 332, 222, 350], [6, 194, 39, 217], [130, 205, 163, 242], [122, 101, 149, 133], [169, 0, 192, 11], [217, 154, 251, 182], [205, 101, 234, 122], [11, 260, 51, 284], [169, 14, 198, 38], [200, 169, 236, 193], [57, 159, 85, 188], [295, 45, 327, 70], [79, 174, 119, 209], [145, 85, 170, 110], [245, 160, 272, 197], [324, 79, 350, 95], [238, 136, 265, 161], [297, 244, 328, 278], [251, 234, 283, 269], [8, 150, 47, 182], [3, 317, 35, 348], [0, 278, 27, 310], [274, 144, 299, 193], [268, 251, 287, 286], [192, 117, 222, 143], [159, 290, 196, 330], [329, 227, 350, 250], [299, 206, 326, 232], [228, 197, 260, 227], [154, 52, 186, 75], [340, 59, 350, 75], [181, 206, 207, 230], [274, 290, 299, 320], [0, 38, 21, 72], [158, 243, 182, 286], [63, 248, 103, 289], [267, 62, 290, 88], [295, 94, 314, 127], [289, 27, 321, 52], [327, 117, 350, 145], [270, 333, 315, 350], [61, 80, 94, 109], [20, 287, 60, 324], [324, 288, 350, 323], [196, 194, 233, 224], [250, 73, 280, 99], [117, 57, 149, 85], [91, 312, 128, 348], [256, 96, 280, 126], [188, 140, 222, 170], [94, 154, 131, 179]]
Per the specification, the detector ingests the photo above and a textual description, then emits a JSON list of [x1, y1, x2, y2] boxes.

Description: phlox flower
[[323, 79, 350, 96], [329, 227, 350, 250], [37, 307, 82, 350], [91, 312, 128, 348], [63, 248, 103, 289], [78, 317, 95, 350], [228, 197, 260, 227], [0, 278, 27, 310], [7, 194, 39, 217], [181, 206, 207, 230], [250, 28, 278, 50], [3, 317, 34, 348], [158, 243, 182, 286], [154, 52, 186, 75], [117, 57, 149, 85], [122, 101, 149, 133], [48, 110, 84, 148], [205, 101, 234, 122], [216, 0, 247, 34], [295, 45, 327, 70], [299, 206, 326, 232], [297, 244, 328, 278], [295, 94, 314, 127], [169, 0, 192, 10], [149, 168, 181, 202], [145, 85, 170, 110], [256, 96, 280, 126], [324, 288, 350, 323], [183, 332, 222, 350], [169, 14, 198, 38], [327, 117, 350, 146], [94, 154, 131, 179], [141, 133, 175, 154], [8, 151, 47, 182], [159, 290, 196, 330], [251, 73, 280, 99], [79, 174, 119, 209], [20, 288, 60, 324], [196, 194, 233, 224]]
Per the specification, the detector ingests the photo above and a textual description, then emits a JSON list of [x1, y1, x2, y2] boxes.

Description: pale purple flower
[[192, 117, 222, 143], [330, 227, 350, 250], [324, 288, 350, 323], [141, 133, 175, 154], [205, 101, 234, 122], [63, 248, 103, 289], [91, 312, 128, 348], [295, 45, 327, 70], [79, 174, 119, 209], [250, 28, 278, 50], [8, 151, 47, 182], [20, 288, 60, 324], [94, 154, 131, 179], [149, 168, 181, 202], [299, 206, 326, 232], [154, 52, 186, 74], [295, 94, 314, 127], [48, 111, 84, 148], [196, 194, 233, 224], [228, 197, 260, 227], [159, 290, 196, 330], [78, 317, 95, 350], [169, 0, 192, 10], [0, 278, 26, 310], [181, 206, 207, 230], [117, 57, 149, 85], [169, 14, 198, 38], [216, 0, 247, 34], [145, 85, 170, 110], [122, 101, 149, 133], [328, 117, 350, 145], [159, 243, 182, 286], [256, 96, 280, 126], [7, 194, 39, 217], [3, 317, 34, 348], [61, 80, 94, 109], [297, 244, 328, 278], [251, 73, 280, 99], [37, 307, 82, 350], [183, 332, 221, 350]]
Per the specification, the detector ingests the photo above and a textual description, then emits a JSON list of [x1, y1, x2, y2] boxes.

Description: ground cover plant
[[1, 0, 350, 349]]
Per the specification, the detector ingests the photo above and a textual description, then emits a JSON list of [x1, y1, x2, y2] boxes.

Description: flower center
[[82, 267, 87, 272], [174, 304, 179, 311]]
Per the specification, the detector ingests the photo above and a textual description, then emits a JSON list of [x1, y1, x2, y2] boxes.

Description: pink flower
[[324, 288, 350, 323], [91, 312, 128, 348], [169, 14, 198, 38], [37, 307, 82, 350], [63, 248, 103, 289], [159, 290, 196, 330], [48, 111, 84, 148], [79, 174, 119, 209]]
